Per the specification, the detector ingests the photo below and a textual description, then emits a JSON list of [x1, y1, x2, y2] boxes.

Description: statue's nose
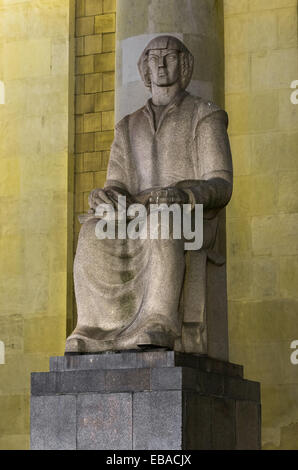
[[158, 56, 166, 67]]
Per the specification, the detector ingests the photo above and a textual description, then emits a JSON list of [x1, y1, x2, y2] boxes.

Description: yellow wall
[[224, 0, 298, 449], [0, 0, 74, 449], [73, 0, 116, 328], [74, 0, 115, 250], [1, 0, 298, 451]]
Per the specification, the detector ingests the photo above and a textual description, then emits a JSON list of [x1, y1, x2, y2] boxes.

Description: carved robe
[[65, 91, 233, 355]]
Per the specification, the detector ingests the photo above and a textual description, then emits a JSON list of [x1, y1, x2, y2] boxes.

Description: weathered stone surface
[[149, 367, 225, 396], [105, 368, 151, 392], [30, 395, 76, 450], [32, 370, 105, 395], [32, 366, 256, 400], [32, 368, 151, 395], [211, 397, 236, 450], [30, 351, 261, 450], [183, 392, 212, 450], [195, 370, 225, 397], [67, 35, 233, 360], [115, 0, 225, 119], [236, 400, 261, 450], [77, 393, 132, 450], [50, 350, 243, 377], [224, 376, 260, 402], [150, 366, 183, 390], [133, 391, 182, 450]]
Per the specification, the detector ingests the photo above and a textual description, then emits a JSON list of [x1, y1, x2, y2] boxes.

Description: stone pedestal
[[30, 351, 261, 450]]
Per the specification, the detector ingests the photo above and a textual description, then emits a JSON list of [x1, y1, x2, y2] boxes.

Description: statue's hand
[[148, 187, 189, 205], [88, 187, 136, 211], [88, 188, 115, 211], [105, 187, 136, 209]]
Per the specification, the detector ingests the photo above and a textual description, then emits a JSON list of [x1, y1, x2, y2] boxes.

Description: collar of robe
[[143, 89, 189, 134]]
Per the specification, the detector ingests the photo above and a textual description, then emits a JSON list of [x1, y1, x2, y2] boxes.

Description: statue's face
[[147, 49, 180, 87]]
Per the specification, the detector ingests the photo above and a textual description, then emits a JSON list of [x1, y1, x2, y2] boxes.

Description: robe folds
[[65, 91, 233, 354]]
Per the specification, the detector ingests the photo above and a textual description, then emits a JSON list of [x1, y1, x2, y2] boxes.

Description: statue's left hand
[[88, 187, 137, 211], [105, 187, 137, 208]]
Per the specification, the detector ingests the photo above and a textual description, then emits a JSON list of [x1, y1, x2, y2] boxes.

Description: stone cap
[[50, 351, 243, 378], [31, 366, 260, 402]]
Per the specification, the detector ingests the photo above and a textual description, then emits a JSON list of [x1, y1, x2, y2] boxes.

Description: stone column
[[115, 0, 224, 121], [115, 0, 228, 361]]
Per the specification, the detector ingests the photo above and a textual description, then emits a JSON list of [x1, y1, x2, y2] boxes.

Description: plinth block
[[30, 351, 261, 450]]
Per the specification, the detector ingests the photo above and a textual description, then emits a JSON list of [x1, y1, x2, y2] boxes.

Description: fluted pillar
[[115, 0, 224, 122]]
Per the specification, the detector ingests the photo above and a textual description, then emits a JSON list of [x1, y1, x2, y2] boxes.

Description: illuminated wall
[[0, 0, 75, 449], [224, 0, 298, 449]]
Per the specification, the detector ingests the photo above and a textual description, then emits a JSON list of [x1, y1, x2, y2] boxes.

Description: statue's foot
[[113, 323, 177, 350], [65, 334, 115, 354], [65, 337, 86, 354]]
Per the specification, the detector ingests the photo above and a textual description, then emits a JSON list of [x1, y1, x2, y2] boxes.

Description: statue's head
[[138, 35, 194, 91]]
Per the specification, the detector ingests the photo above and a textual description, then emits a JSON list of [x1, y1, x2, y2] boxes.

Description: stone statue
[[65, 36, 233, 357]]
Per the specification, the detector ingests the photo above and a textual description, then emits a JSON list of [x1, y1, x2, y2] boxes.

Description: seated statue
[[65, 35, 233, 357]]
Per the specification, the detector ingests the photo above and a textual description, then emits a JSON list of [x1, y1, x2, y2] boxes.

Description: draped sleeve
[[176, 106, 233, 211]]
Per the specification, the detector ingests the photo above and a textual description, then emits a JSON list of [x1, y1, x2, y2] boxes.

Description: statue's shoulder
[[115, 114, 129, 132], [115, 106, 146, 131], [187, 93, 228, 125]]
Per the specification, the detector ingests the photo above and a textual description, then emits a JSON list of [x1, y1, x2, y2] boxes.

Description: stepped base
[[30, 350, 261, 450]]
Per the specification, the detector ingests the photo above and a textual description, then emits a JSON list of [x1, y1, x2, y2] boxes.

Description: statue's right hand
[[88, 188, 115, 210]]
